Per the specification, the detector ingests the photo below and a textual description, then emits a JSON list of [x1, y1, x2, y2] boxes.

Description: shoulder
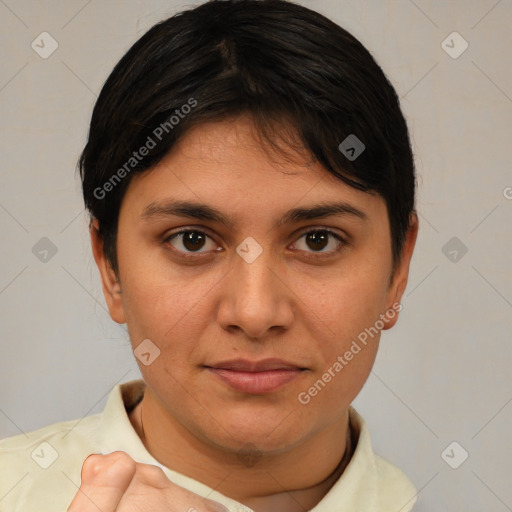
[[0, 414, 101, 512], [373, 453, 418, 511]]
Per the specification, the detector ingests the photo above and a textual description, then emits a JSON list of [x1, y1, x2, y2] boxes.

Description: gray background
[[1, 0, 511, 510]]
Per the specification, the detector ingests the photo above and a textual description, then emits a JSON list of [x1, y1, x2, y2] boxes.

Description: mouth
[[204, 358, 307, 394]]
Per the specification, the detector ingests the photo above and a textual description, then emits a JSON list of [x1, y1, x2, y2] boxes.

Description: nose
[[216, 243, 295, 341]]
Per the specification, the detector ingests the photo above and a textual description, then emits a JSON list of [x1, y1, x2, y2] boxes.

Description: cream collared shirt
[[0, 379, 417, 511]]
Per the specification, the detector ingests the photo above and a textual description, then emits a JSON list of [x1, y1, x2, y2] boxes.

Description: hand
[[67, 451, 229, 512]]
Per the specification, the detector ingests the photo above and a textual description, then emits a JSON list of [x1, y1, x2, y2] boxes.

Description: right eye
[[164, 229, 220, 256]]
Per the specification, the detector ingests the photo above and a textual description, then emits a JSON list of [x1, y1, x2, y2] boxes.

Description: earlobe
[[89, 218, 126, 324], [382, 212, 419, 330]]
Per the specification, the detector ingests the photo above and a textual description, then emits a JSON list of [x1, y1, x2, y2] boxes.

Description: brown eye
[[305, 231, 329, 251], [166, 230, 216, 254], [293, 229, 346, 255]]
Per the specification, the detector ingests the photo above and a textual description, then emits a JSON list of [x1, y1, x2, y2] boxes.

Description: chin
[[205, 409, 309, 454]]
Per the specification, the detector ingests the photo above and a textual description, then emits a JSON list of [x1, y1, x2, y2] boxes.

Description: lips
[[205, 358, 306, 394]]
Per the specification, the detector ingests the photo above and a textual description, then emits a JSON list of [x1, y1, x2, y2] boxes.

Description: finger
[[67, 452, 136, 512]]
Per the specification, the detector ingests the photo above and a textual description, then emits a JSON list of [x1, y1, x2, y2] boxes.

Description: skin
[[78, 115, 418, 512]]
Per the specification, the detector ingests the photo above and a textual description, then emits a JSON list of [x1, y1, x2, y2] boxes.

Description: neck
[[129, 390, 354, 512]]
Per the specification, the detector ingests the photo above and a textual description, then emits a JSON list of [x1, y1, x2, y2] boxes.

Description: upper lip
[[205, 358, 305, 372]]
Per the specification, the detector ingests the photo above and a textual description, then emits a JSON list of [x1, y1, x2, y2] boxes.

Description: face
[[92, 115, 417, 455]]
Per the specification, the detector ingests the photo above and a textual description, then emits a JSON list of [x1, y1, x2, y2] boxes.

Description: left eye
[[292, 229, 345, 254], [164, 229, 345, 256]]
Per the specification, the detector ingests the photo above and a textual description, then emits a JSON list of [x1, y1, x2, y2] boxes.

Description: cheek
[[118, 253, 222, 356], [294, 265, 389, 348]]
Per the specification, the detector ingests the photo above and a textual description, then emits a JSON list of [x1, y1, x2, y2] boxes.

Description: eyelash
[[163, 227, 348, 260]]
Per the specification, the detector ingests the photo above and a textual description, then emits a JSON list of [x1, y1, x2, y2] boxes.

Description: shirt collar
[[98, 379, 417, 512]]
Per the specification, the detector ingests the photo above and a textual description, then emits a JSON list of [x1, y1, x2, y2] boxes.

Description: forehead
[[169, 114, 313, 175], [121, 116, 386, 228]]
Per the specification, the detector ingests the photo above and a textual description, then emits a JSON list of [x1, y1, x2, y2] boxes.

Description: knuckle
[[105, 450, 136, 465], [103, 451, 137, 476], [136, 463, 168, 486], [81, 453, 103, 478], [82, 451, 136, 486]]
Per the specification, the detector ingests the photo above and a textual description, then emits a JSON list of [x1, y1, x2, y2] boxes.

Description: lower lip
[[207, 368, 303, 394]]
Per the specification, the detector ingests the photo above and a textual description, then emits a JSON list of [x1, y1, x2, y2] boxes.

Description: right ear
[[90, 218, 126, 324]]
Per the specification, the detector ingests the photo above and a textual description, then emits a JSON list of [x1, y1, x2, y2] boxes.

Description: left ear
[[382, 212, 419, 330]]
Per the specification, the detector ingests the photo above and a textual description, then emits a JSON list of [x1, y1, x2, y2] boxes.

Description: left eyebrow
[[140, 199, 368, 229], [275, 201, 368, 228]]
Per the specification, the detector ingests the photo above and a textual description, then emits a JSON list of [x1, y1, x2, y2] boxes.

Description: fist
[[67, 451, 229, 512]]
